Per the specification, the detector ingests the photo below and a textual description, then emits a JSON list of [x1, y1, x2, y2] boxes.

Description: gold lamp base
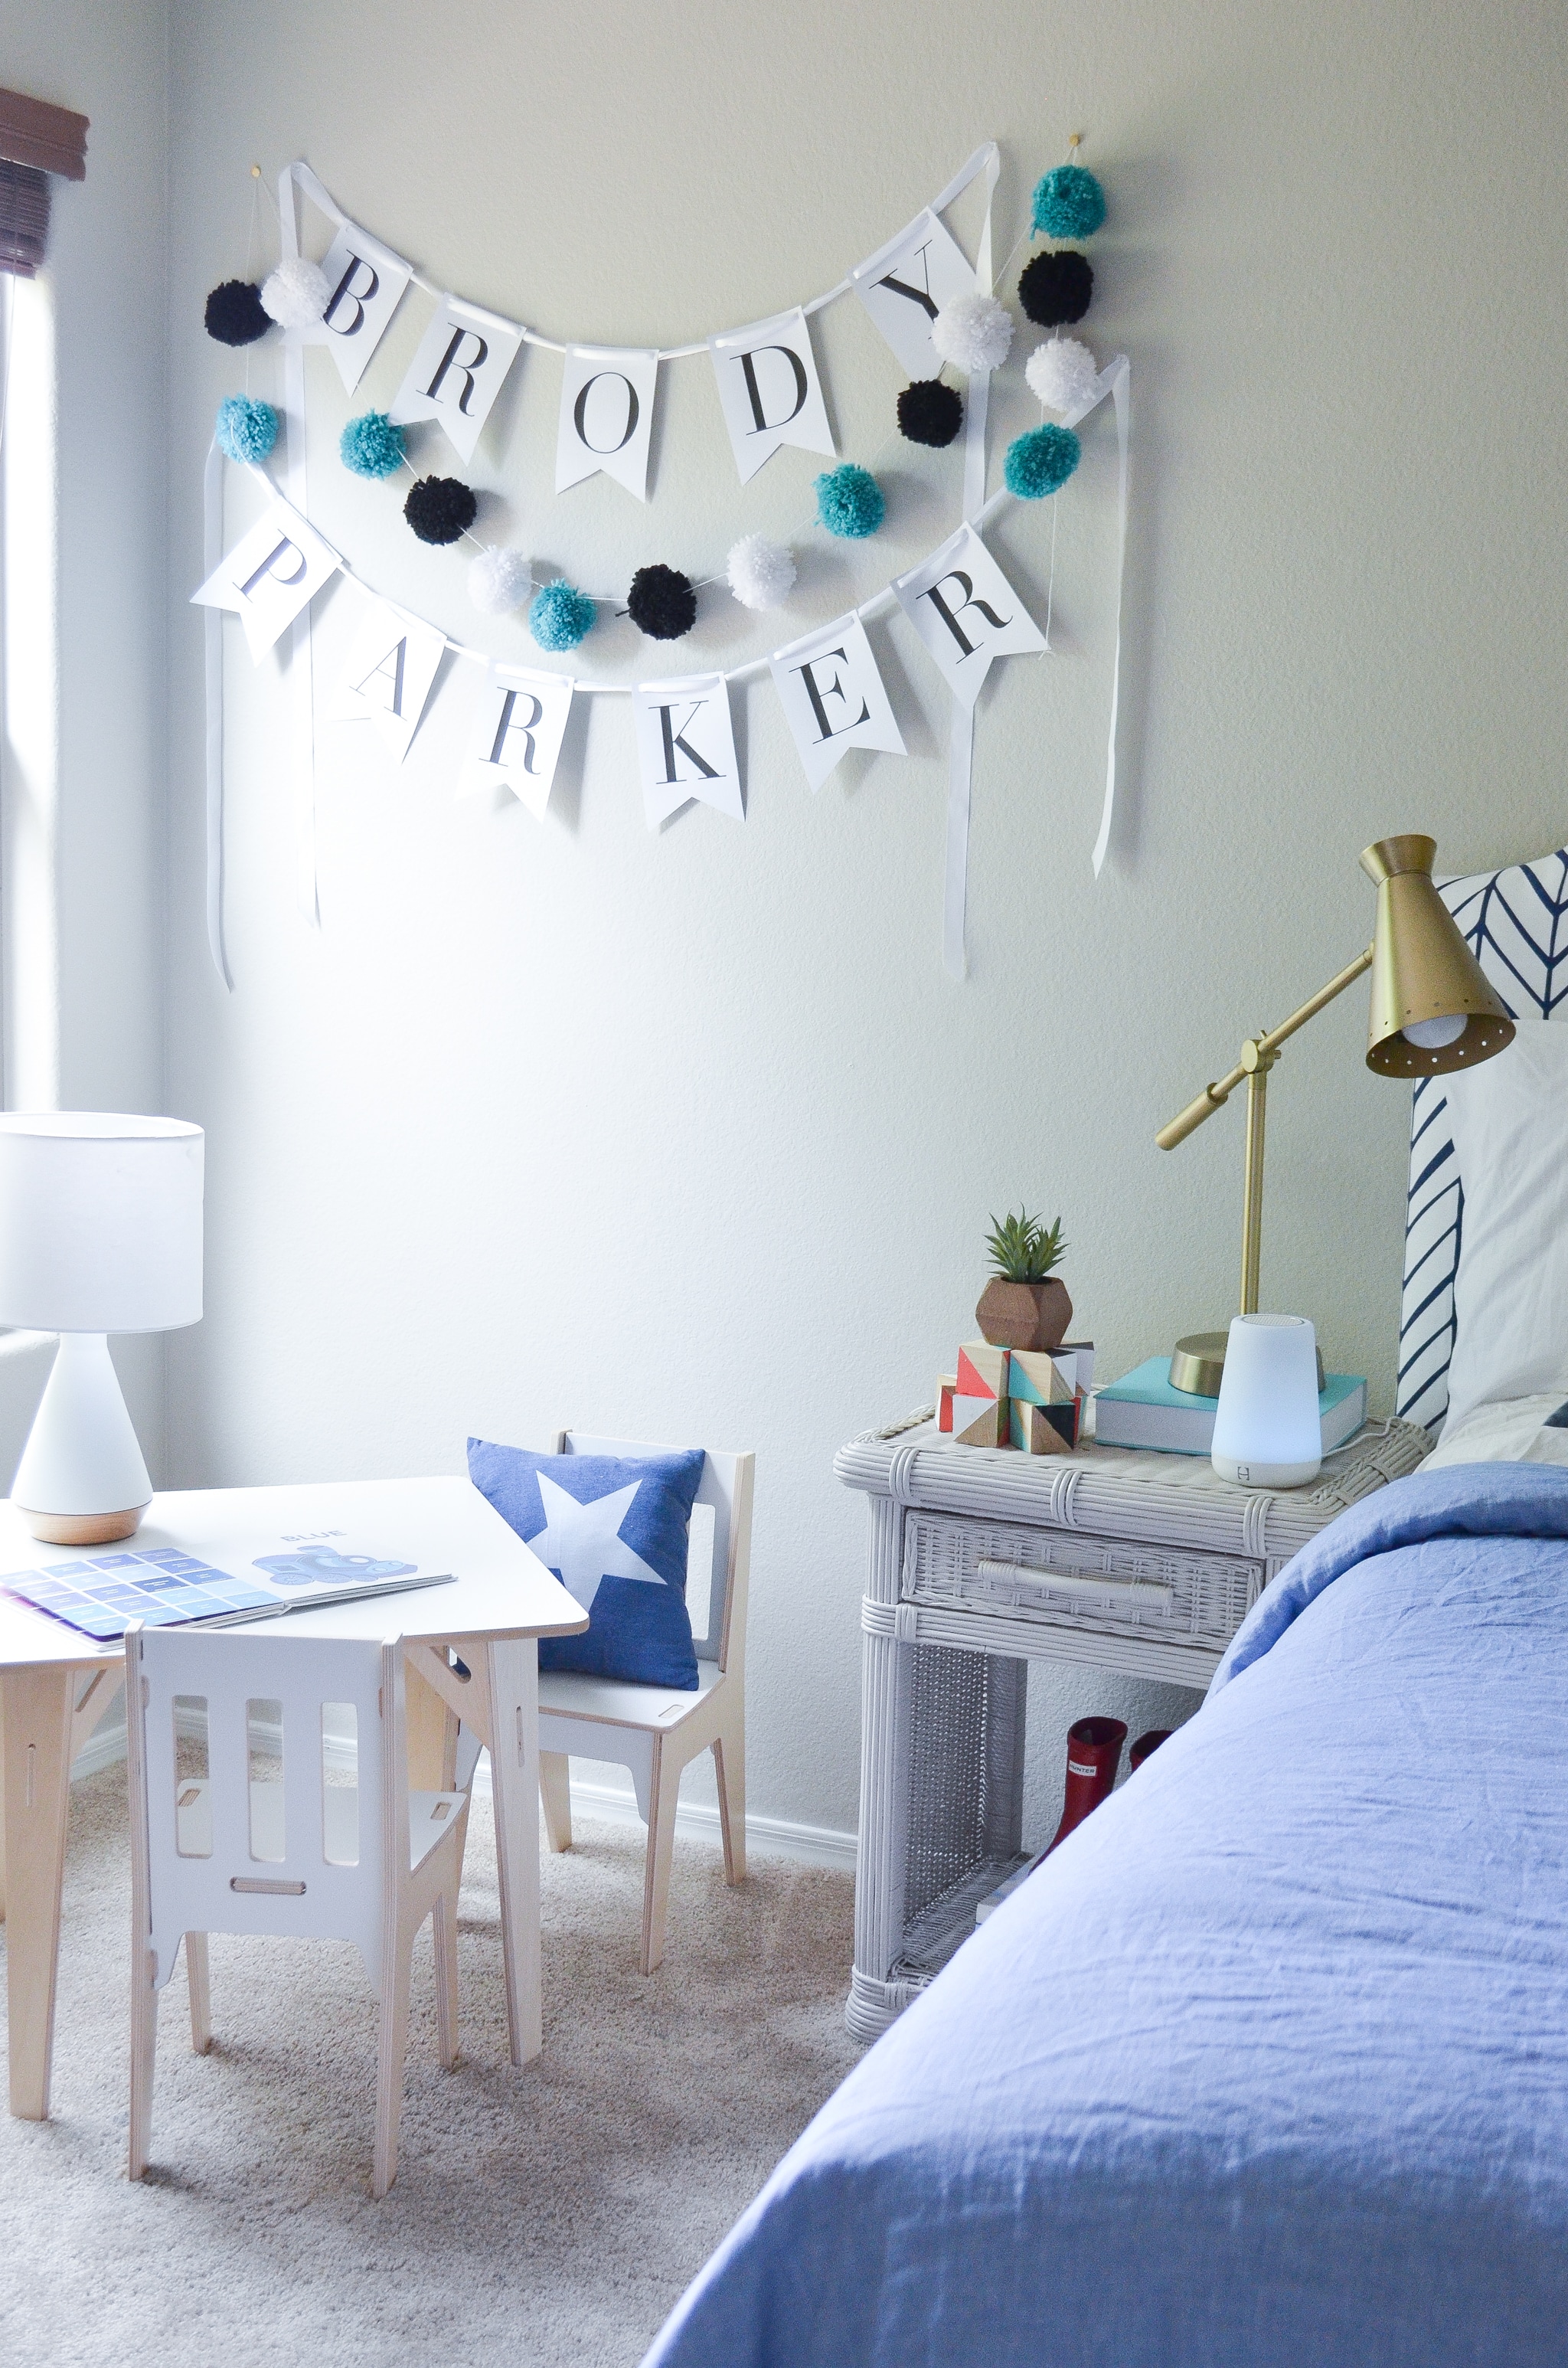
[[1168, 1333, 1326, 1399]]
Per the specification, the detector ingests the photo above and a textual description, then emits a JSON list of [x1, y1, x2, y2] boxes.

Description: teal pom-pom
[[815, 463, 885, 540], [339, 411, 407, 480], [529, 579, 596, 654], [1004, 423, 1082, 500], [1032, 164, 1106, 241], [214, 394, 278, 465]]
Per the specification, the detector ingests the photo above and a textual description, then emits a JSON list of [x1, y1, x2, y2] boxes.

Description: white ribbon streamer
[[943, 142, 1001, 981], [278, 164, 320, 927], [201, 437, 233, 989], [1089, 355, 1131, 877]]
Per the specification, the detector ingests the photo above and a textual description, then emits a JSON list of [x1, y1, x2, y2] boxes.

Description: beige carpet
[[0, 1766, 863, 2368]]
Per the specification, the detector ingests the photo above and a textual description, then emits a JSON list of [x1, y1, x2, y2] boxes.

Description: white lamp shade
[[0, 1112, 204, 1333], [1211, 1313, 1322, 1489]]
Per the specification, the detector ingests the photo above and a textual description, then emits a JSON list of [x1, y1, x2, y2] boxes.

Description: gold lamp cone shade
[[1359, 836, 1515, 1077]]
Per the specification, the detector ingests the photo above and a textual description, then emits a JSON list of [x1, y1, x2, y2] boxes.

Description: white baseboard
[[72, 1718, 858, 1874]]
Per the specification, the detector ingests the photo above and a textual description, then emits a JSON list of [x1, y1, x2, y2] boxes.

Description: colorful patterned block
[[937, 1375, 957, 1434], [956, 1342, 1009, 1402], [1009, 1398, 1074, 1455], [1060, 1340, 1096, 1394], [1008, 1348, 1075, 1407], [952, 1393, 1010, 1447]]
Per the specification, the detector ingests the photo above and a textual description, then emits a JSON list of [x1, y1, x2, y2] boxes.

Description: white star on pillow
[[530, 1473, 667, 1613]]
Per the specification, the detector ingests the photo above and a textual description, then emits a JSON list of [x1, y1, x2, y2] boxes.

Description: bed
[[642, 1462, 1568, 2366]]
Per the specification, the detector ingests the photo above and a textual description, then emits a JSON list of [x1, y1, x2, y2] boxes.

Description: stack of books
[[936, 1340, 1096, 1457], [1092, 1357, 1367, 1454]]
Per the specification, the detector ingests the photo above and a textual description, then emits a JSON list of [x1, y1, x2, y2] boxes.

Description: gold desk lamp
[[1157, 835, 1515, 1397]]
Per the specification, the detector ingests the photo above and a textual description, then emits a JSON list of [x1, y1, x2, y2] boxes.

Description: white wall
[[159, 0, 1568, 1842]]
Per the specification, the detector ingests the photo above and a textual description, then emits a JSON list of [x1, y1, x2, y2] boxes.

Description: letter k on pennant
[[631, 672, 744, 827]]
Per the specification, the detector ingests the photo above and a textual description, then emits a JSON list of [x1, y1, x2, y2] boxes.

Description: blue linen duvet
[[642, 1466, 1568, 2368]]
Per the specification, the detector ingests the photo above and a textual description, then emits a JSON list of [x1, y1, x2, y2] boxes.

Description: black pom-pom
[[626, 562, 697, 641], [204, 278, 270, 347], [1018, 249, 1093, 329], [403, 476, 479, 546], [897, 378, 964, 448]]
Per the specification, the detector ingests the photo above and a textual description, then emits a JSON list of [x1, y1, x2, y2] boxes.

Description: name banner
[[332, 597, 446, 760], [632, 672, 743, 827], [304, 217, 413, 394], [190, 500, 340, 660], [390, 293, 526, 463], [556, 346, 659, 501], [769, 613, 906, 792], [458, 662, 573, 818], [709, 309, 835, 486], [850, 207, 978, 380], [893, 522, 1045, 708]]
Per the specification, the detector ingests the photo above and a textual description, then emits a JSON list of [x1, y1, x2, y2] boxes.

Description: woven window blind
[[0, 89, 88, 278]]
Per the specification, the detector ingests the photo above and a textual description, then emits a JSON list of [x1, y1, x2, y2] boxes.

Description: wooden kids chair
[[407, 1434, 753, 1977], [125, 1622, 472, 2196]]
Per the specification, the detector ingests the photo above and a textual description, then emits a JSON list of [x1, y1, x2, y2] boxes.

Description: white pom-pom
[[931, 292, 1014, 374], [260, 254, 331, 329], [467, 546, 532, 617], [726, 533, 796, 611], [1026, 336, 1099, 414]]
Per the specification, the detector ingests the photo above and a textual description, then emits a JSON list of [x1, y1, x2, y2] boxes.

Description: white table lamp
[[0, 1114, 204, 1542], [1210, 1313, 1322, 1489]]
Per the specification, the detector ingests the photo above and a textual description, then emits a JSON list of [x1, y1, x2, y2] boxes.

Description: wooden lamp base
[[15, 1504, 147, 1545]]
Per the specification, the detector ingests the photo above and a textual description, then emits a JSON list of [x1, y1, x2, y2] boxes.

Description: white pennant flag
[[457, 662, 573, 819], [708, 309, 835, 486], [302, 218, 414, 394], [893, 523, 1046, 708], [632, 673, 743, 828], [556, 346, 658, 502], [768, 613, 906, 792], [849, 207, 978, 381], [390, 294, 526, 463], [189, 499, 340, 662], [331, 597, 446, 761]]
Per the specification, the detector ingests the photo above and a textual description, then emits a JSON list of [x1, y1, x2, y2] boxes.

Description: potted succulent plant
[[976, 1207, 1073, 1351]]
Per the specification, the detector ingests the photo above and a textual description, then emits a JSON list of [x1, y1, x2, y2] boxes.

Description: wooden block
[[952, 1395, 1010, 1447], [937, 1377, 957, 1434], [1008, 1349, 1074, 1407], [956, 1342, 1009, 1402], [1009, 1398, 1073, 1455]]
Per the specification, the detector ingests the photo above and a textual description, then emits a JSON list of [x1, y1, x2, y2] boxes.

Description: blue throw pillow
[[467, 1437, 704, 1689]]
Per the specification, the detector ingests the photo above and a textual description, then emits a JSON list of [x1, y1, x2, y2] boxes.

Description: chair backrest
[[554, 1431, 754, 1675], [1398, 846, 1568, 1431], [126, 1624, 407, 1990]]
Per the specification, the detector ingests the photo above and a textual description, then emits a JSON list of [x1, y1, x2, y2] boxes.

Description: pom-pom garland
[[931, 292, 1014, 374], [339, 411, 407, 480], [1032, 163, 1106, 241], [529, 580, 596, 653], [214, 394, 279, 465], [815, 463, 885, 539], [1004, 422, 1082, 500], [204, 279, 270, 347], [260, 254, 330, 329], [726, 534, 795, 611], [627, 562, 697, 640], [403, 475, 479, 545], [468, 546, 532, 617], [897, 378, 964, 447], [1018, 248, 1093, 328], [1025, 337, 1099, 415]]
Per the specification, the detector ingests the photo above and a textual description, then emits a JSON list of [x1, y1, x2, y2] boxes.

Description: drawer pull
[[975, 1558, 1174, 1606]]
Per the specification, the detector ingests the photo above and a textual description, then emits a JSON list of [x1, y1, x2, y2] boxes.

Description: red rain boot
[[1047, 1715, 1127, 1853], [1129, 1729, 1171, 1772]]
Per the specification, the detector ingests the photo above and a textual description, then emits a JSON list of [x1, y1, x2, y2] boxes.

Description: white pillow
[[1442, 1018, 1568, 1436], [1424, 1392, 1568, 1469]]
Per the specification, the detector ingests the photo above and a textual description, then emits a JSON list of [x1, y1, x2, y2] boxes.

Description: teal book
[[1092, 1358, 1367, 1457]]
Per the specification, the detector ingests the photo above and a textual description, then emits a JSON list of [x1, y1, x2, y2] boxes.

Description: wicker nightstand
[[834, 1411, 1430, 2041]]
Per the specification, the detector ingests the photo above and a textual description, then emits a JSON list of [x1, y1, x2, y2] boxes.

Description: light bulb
[[1402, 1012, 1466, 1049]]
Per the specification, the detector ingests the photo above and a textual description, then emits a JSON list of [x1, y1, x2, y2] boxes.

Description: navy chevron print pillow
[[1398, 847, 1568, 1431]]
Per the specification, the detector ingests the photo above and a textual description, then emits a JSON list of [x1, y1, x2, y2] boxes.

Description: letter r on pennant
[[488, 688, 546, 773], [920, 570, 1011, 660]]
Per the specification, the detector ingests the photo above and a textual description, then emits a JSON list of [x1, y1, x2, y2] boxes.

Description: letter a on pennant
[[330, 597, 446, 761], [556, 347, 659, 501], [302, 218, 414, 394], [767, 613, 906, 793], [390, 294, 526, 464], [893, 522, 1047, 708], [708, 309, 835, 486], [190, 499, 340, 661], [631, 672, 743, 828], [457, 662, 573, 819], [850, 208, 981, 379]]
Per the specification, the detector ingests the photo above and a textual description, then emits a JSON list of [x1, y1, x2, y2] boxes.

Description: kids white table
[[0, 1475, 585, 2119]]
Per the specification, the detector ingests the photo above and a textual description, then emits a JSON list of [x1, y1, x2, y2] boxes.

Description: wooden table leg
[[485, 1636, 541, 2066], [2, 1667, 76, 2119]]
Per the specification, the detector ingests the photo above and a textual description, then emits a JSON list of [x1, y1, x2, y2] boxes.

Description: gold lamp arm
[[1156, 945, 1374, 1316]]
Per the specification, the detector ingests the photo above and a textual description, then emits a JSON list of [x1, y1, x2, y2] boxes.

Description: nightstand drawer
[[901, 1512, 1263, 1652]]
